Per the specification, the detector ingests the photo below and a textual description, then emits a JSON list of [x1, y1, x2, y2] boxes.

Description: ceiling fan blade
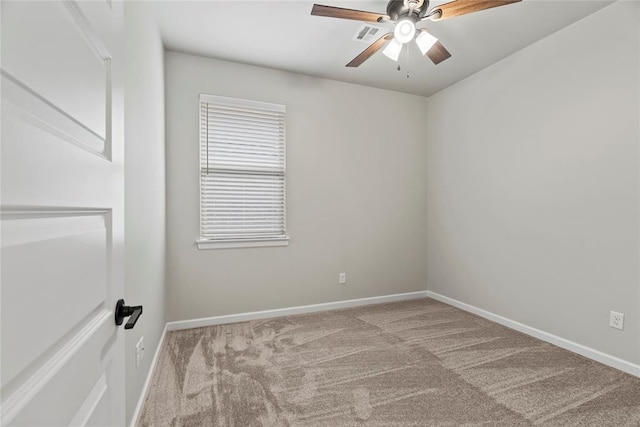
[[430, 0, 521, 21], [311, 4, 389, 23], [346, 33, 393, 67], [426, 41, 452, 64]]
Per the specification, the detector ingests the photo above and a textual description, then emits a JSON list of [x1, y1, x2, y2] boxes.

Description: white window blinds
[[199, 94, 287, 242]]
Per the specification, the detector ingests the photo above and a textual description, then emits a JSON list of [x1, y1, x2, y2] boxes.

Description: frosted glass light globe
[[416, 30, 438, 54], [383, 38, 403, 61], [394, 19, 416, 44]]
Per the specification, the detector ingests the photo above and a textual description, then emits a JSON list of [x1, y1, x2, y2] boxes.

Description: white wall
[[124, 3, 166, 424], [427, 1, 639, 365], [165, 51, 429, 321]]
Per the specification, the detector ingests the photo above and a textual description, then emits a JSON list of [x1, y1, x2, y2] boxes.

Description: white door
[[1, 0, 125, 425]]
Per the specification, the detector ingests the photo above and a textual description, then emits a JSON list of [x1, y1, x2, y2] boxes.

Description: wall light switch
[[135, 336, 145, 368]]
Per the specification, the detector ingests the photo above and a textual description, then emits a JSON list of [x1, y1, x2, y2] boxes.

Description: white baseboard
[[426, 291, 640, 378], [166, 290, 429, 331], [129, 323, 168, 427]]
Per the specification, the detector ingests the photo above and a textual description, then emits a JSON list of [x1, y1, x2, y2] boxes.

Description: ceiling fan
[[311, 0, 521, 67]]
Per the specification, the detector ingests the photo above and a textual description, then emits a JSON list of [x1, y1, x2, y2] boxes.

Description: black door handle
[[115, 299, 143, 330]]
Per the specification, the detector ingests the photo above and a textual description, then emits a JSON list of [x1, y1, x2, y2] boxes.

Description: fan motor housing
[[386, 0, 429, 21]]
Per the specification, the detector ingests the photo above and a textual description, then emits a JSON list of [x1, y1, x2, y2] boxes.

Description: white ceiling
[[153, 0, 613, 97]]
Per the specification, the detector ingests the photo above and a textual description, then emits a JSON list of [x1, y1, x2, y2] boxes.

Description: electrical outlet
[[135, 336, 145, 368], [339, 273, 346, 284], [609, 311, 624, 330]]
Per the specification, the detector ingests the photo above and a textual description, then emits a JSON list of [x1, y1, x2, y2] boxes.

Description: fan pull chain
[[405, 42, 410, 79]]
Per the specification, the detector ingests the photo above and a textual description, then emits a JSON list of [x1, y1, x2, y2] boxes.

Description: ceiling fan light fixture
[[393, 19, 416, 44], [416, 30, 438, 55], [311, 0, 523, 68], [382, 38, 403, 61]]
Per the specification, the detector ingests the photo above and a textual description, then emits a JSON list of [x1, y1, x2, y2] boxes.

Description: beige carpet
[[138, 298, 640, 426]]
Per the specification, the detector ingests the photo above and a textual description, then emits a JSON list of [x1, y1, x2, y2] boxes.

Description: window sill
[[196, 237, 290, 250]]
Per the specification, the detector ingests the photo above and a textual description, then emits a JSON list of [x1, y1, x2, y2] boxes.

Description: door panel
[[1, 1, 125, 425], [2, 1, 108, 139], [2, 211, 109, 388], [2, 72, 107, 160], [70, 373, 109, 426], [5, 313, 114, 425]]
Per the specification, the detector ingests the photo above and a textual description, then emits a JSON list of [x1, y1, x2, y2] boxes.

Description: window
[[197, 94, 288, 249]]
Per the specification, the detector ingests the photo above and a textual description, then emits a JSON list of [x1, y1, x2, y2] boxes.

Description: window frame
[[196, 94, 289, 250]]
